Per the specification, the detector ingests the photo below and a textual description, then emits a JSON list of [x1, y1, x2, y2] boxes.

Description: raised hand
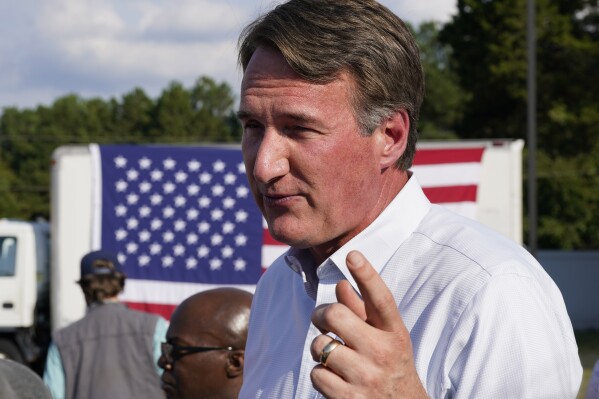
[[310, 250, 428, 399]]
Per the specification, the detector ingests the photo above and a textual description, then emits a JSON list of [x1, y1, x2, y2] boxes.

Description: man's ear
[[376, 109, 410, 169], [225, 350, 244, 378]]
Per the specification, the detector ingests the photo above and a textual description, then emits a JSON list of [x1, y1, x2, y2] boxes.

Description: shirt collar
[[328, 174, 430, 292], [284, 174, 431, 293]]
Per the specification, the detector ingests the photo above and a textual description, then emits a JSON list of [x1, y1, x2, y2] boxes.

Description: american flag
[[91, 144, 485, 320], [411, 146, 485, 220]]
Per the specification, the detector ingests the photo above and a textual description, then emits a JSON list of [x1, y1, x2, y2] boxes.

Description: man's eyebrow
[[168, 337, 192, 346], [236, 110, 319, 125], [236, 110, 252, 120], [285, 112, 316, 123]]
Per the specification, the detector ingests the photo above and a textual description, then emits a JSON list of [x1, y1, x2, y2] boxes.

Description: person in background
[[0, 358, 52, 399], [236, 0, 582, 397], [158, 287, 252, 399], [587, 359, 599, 399], [43, 250, 167, 399]]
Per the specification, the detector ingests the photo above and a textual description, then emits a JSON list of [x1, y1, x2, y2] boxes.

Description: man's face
[[239, 47, 388, 262], [158, 309, 231, 399]]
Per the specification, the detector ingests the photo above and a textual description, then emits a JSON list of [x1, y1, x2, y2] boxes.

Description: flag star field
[[99, 145, 264, 286]]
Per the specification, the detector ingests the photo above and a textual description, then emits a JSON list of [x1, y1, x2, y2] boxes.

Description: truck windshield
[[0, 236, 17, 276]]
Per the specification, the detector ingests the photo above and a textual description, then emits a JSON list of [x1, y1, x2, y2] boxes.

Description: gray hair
[[238, 0, 424, 170]]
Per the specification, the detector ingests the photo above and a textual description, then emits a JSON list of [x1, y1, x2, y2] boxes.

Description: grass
[[576, 330, 599, 399]]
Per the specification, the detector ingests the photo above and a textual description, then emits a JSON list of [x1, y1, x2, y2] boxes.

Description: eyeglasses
[[160, 342, 235, 365]]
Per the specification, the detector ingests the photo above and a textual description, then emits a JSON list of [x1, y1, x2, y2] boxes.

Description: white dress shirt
[[239, 176, 582, 399]]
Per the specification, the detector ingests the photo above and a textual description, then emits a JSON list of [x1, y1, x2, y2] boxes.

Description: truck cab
[[0, 219, 50, 369]]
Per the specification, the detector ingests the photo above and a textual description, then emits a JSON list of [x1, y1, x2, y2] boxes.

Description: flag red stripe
[[112, 146, 487, 322], [423, 185, 478, 203], [413, 148, 484, 165], [125, 301, 177, 321]]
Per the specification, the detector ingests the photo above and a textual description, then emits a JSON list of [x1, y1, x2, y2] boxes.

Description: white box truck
[[0, 139, 524, 366]]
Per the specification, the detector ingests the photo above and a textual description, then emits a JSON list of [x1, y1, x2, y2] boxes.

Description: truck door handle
[[2, 302, 13, 309]]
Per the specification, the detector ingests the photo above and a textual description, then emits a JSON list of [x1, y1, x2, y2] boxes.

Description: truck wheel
[[0, 339, 24, 364]]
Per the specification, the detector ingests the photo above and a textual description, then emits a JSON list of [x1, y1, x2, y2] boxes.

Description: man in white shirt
[[236, 0, 583, 398]]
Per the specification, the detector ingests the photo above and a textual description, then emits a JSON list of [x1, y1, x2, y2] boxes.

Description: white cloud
[[137, 0, 248, 39], [0, 0, 456, 110], [38, 0, 125, 39], [382, 0, 457, 25]]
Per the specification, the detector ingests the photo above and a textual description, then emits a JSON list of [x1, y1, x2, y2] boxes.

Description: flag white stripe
[[262, 244, 289, 268], [412, 163, 481, 187], [120, 279, 256, 304], [95, 145, 487, 317]]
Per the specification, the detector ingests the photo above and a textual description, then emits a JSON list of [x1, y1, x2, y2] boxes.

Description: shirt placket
[[294, 259, 345, 399]]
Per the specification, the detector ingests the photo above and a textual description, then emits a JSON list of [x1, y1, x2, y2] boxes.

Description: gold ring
[[320, 338, 343, 367]]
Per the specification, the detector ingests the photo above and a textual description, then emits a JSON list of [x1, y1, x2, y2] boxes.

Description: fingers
[[310, 335, 367, 386], [345, 250, 405, 333], [310, 364, 349, 399], [313, 336, 344, 368], [311, 302, 368, 346], [311, 280, 367, 338], [311, 250, 407, 350], [335, 279, 366, 321], [309, 251, 425, 398]]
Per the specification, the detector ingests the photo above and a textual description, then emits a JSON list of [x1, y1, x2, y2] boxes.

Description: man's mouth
[[263, 193, 299, 207], [160, 377, 176, 393]]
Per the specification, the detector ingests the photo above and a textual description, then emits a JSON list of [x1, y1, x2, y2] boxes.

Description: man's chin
[[161, 383, 178, 399], [268, 228, 303, 248], [269, 230, 312, 249], [267, 220, 314, 247]]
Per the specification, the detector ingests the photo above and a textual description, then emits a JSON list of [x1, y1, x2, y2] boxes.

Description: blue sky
[[0, 0, 456, 111]]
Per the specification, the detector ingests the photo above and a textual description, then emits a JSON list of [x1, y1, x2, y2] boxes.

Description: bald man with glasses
[[158, 288, 252, 399]]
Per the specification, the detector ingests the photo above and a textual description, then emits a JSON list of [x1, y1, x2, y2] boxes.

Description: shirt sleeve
[[153, 316, 168, 375], [43, 342, 65, 399], [442, 273, 582, 399]]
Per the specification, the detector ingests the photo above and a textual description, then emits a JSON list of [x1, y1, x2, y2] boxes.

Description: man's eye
[[283, 125, 304, 134], [243, 121, 262, 130], [284, 125, 318, 137]]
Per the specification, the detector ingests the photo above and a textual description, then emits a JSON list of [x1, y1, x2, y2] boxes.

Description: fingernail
[[346, 251, 363, 269]]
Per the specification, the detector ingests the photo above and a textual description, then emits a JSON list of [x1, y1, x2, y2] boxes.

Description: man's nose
[[157, 354, 169, 370], [252, 129, 289, 184]]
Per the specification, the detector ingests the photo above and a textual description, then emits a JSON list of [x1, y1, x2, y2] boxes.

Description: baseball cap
[[80, 250, 123, 277]]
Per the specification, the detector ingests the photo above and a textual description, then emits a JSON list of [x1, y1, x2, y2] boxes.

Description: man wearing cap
[[43, 250, 167, 399]]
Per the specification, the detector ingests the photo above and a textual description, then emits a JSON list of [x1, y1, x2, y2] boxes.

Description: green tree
[[414, 22, 466, 139], [532, 145, 599, 249], [440, 0, 529, 139], [441, 0, 599, 249], [148, 77, 241, 143], [0, 160, 19, 216], [0, 106, 50, 218], [190, 76, 242, 142], [151, 81, 196, 141], [0, 76, 240, 220], [117, 88, 154, 142]]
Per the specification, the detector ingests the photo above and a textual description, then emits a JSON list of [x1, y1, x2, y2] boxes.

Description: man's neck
[[86, 296, 120, 308]]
